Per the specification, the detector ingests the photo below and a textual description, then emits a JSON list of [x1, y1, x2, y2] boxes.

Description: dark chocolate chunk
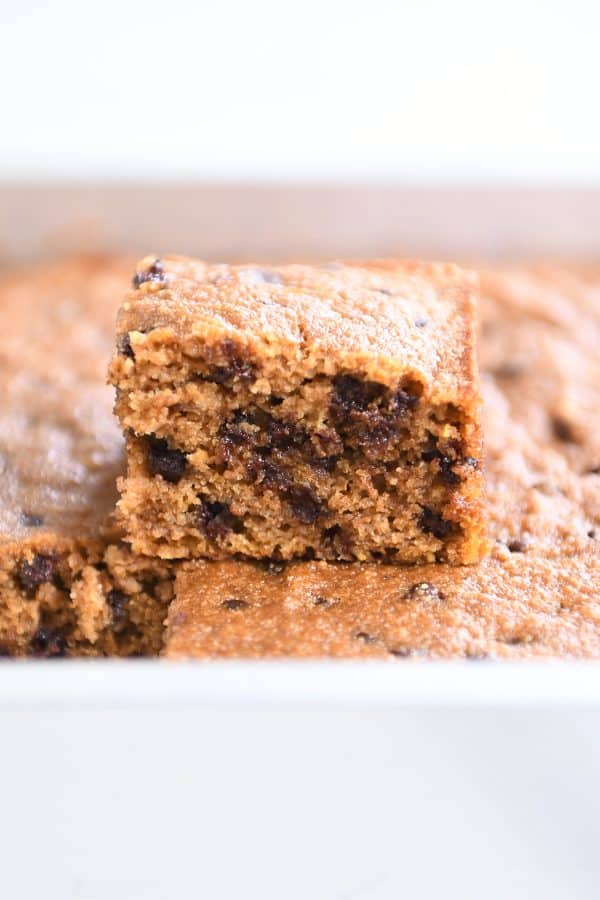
[[146, 436, 187, 483], [491, 361, 526, 379], [331, 375, 386, 412], [438, 456, 461, 486], [331, 375, 418, 460], [30, 627, 66, 658], [551, 416, 577, 444], [222, 598, 249, 610], [246, 455, 291, 492], [210, 358, 255, 385], [19, 512, 43, 527], [313, 595, 330, 606], [107, 589, 129, 630], [502, 634, 525, 646], [192, 499, 242, 539], [421, 435, 463, 485], [219, 414, 255, 461], [403, 582, 445, 602], [507, 539, 526, 553], [265, 417, 308, 452], [418, 507, 457, 540], [246, 453, 322, 523], [355, 631, 378, 644], [132, 259, 165, 288], [208, 341, 256, 385], [285, 484, 323, 524], [389, 646, 414, 658], [414, 318, 428, 328], [322, 525, 354, 556], [585, 465, 600, 475], [18, 554, 56, 593], [309, 455, 340, 474], [260, 560, 286, 575], [118, 333, 135, 359], [390, 388, 419, 415]]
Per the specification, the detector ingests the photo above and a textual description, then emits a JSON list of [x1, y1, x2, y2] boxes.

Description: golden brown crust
[[115, 257, 480, 401]]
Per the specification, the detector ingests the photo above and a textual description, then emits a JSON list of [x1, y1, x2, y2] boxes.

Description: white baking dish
[[1, 185, 599, 900]]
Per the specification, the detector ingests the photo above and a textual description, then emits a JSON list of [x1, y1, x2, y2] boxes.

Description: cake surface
[[0, 257, 174, 656], [110, 256, 486, 565], [167, 553, 600, 659]]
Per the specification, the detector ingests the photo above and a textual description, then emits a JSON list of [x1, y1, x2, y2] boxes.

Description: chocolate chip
[[118, 334, 135, 359], [30, 627, 66, 658], [285, 484, 323, 524], [418, 507, 457, 540], [265, 418, 307, 452], [390, 388, 419, 414], [332, 375, 385, 411], [146, 436, 187, 483], [18, 554, 56, 593], [210, 358, 255, 385], [107, 589, 129, 630], [588, 529, 596, 539], [414, 318, 428, 328], [192, 499, 242, 539], [313, 595, 330, 606], [355, 631, 378, 644], [464, 456, 479, 469], [246, 455, 291, 492], [551, 416, 577, 444], [330, 375, 418, 460], [19, 512, 43, 527], [438, 456, 461, 486], [421, 436, 463, 485], [309, 455, 340, 474], [507, 539, 526, 553], [491, 361, 526, 379], [322, 524, 354, 556], [585, 466, 600, 475], [502, 635, 525, 646], [403, 582, 445, 602], [132, 259, 165, 288], [375, 287, 392, 295], [389, 646, 414, 658], [222, 598, 248, 610], [219, 414, 255, 461], [261, 560, 286, 575]]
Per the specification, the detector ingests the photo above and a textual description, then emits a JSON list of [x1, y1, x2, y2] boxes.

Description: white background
[[1, 0, 600, 181]]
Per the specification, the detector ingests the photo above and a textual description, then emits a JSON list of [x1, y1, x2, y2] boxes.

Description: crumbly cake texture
[[0, 258, 174, 657], [164, 265, 600, 660], [110, 256, 486, 565]]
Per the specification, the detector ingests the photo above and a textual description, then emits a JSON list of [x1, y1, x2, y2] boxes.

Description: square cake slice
[[110, 257, 486, 564]]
